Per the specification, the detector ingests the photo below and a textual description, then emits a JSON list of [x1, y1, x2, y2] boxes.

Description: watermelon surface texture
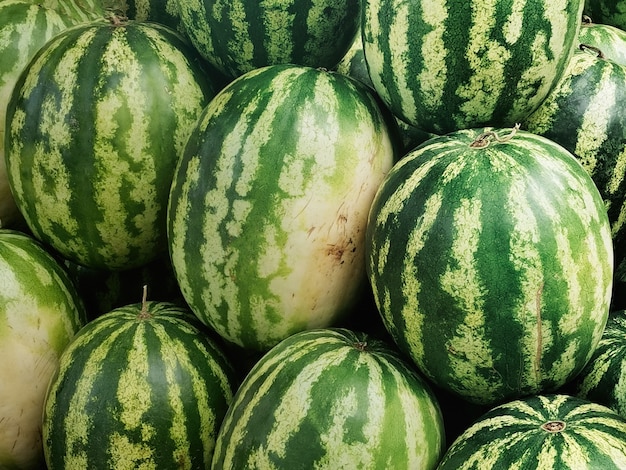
[[42, 300, 237, 469], [361, 0, 585, 134], [366, 126, 614, 405], [0, 0, 79, 228], [176, 0, 360, 79], [572, 310, 626, 419], [437, 394, 626, 469], [0, 229, 86, 470], [211, 328, 445, 469], [5, 18, 215, 270], [167, 64, 396, 351], [524, 45, 626, 309]]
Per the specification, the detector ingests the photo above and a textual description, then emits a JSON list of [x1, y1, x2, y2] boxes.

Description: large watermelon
[[0, 229, 86, 470], [167, 64, 396, 351], [5, 17, 215, 270], [366, 126, 613, 406], [523, 44, 626, 311], [42, 300, 237, 469], [211, 328, 445, 469], [437, 394, 626, 469], [361, 0, 585, 134], [176, 0, 360, 80]]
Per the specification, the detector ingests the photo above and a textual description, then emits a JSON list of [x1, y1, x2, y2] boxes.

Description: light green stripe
[[440, 195, 496, 396], [418, 0, 447, 112], [110, 323, 156, 469], [456, 0, 510, 123], [263, 0, 294, 64], [506, 172, 544, 389], [386, 0, 415, 121], [573, 65, 614, 173], [229, 0, 254, 70]]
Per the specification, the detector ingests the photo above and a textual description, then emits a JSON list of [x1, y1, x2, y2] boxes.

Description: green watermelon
[[0, 229, 86, 469], [211, 328, 445, 469], [361, 0, 585, 134], [176, 0, 360, 80], [523, 44, 626, 311], [5, 17, 215, 271], [437, 394, 626, 469], [579, 17, 626, 66], [167, 64, 396, 352], [571, 310, 626, 418], [365, 126, 613, 406], [584, 0, 626, 31], [42, 300, 237, 469], [0, 0, 83, 228]]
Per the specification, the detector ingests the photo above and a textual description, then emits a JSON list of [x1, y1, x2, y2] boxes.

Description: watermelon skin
[[571, 310, 626, 418], [0, 229, 86, 470], [584, 0, 626, 31], [211, 328, 445, 470], [523, 46, 626, 311], [5, 19, 215, 271], [167, 64, 396, 352], [579, 19, 626, 66], [124, 0, 185, 35], [365, 127, 613, 406], [42, 300, 237, 469], [437, 394, 626, 469], [177, 0, 360, 80], [0, 0, 79, 228], [361, 0, 585, 134]]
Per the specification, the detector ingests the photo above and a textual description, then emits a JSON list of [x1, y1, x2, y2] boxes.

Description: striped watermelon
[[523, 45, 626, 311], [167, 64, 396, 352], [361, 0, 585, 134], [5, 18, 215, 270], [42, 299, 237, 469], [176, 0, 360, 80], [0, 0, 80, 228], [0, 229, 86, 470], [365, 126, 614, 406], [437, 394, 626, 469], [579, 17, 626, 66], [571, 310, 626, 418], [123, 0, 185, 35], [211, 328, 445, 469], [584, 0, 626, 31]]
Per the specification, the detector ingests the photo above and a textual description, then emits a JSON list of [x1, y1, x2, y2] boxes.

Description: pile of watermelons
[[3, 0, 626, 468]]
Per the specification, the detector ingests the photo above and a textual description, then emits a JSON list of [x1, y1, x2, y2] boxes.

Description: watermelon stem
[[470, 123, 520, 149], [138, 284, 151, 320], [541, 420, 566, 433], [579, 43, 605, 59]]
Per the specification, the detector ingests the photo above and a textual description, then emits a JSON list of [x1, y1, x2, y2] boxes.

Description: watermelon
[[0, 0, 82, 228], [211, 328, 445, 469], [584, 0, 626, 31], [579, 17, 626, 66], [571, 309, 626, 418], [42, 299, 237, 469], [365, 126, 613, 406], [0, 229, 86, 469], [5, 17, 216, 271], [361, 0, 585, 134], [523, 44, 626, 311], [437, 394, 626, 469], [167, 64, 396, 352], [176, 0, 360, 80], [122, 0, 185, 36]]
